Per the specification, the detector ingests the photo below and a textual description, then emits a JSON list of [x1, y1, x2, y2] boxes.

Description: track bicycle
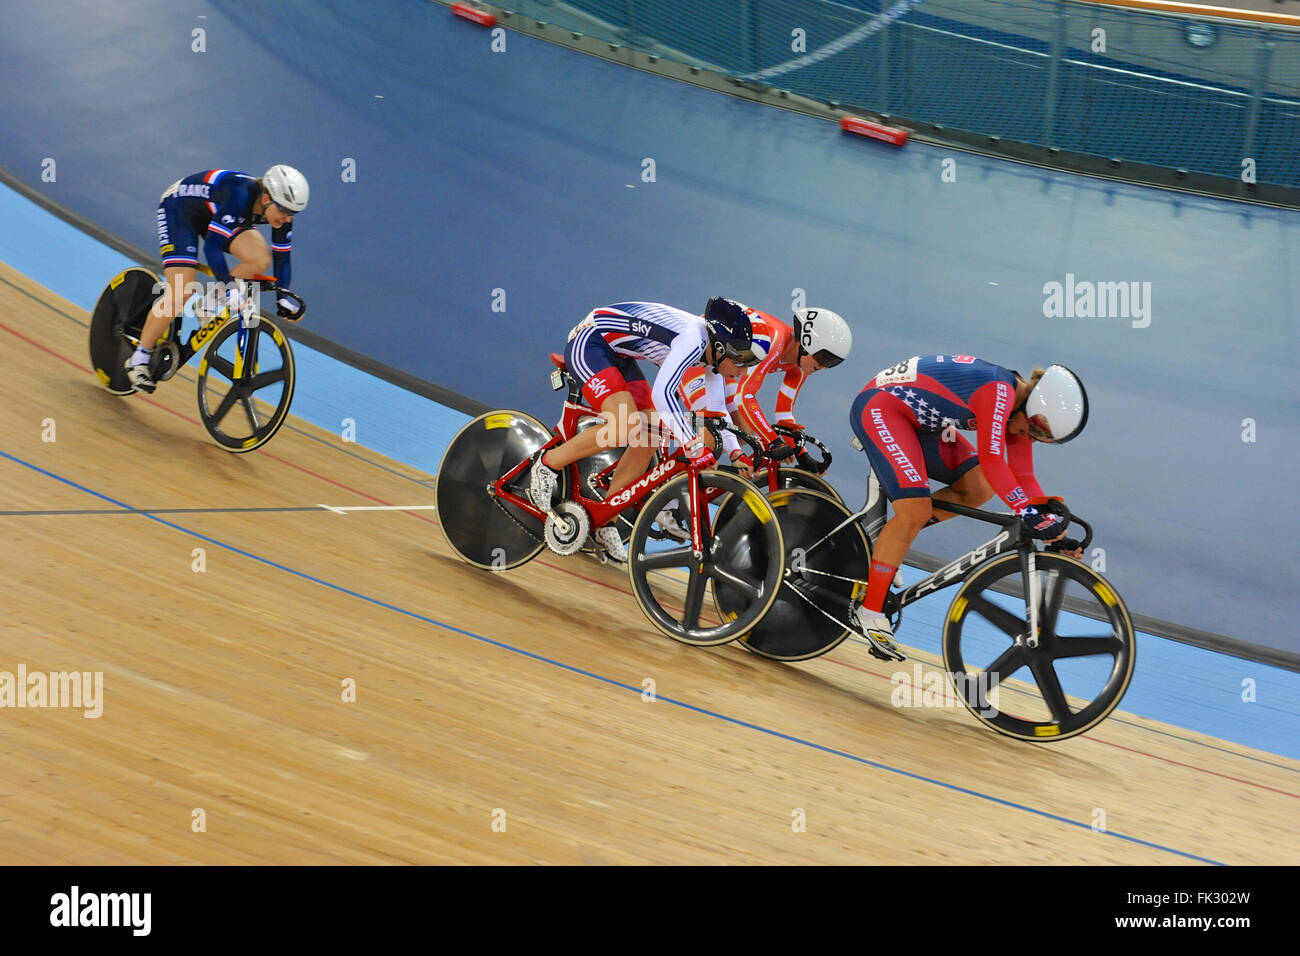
[[435, 355, 786, 646], [89, 264, 305, 451], [715, 474, 1136, 741]]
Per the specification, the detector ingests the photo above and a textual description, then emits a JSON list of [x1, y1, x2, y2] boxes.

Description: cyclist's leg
[[134, 198, 200, 370], [604, 379, 655, 495], [926, 431, 993, 520], [543, 389, 645, 476], [541, 330, 653, 485], [136, 266, 196, 353], [849, 389, 931, 613]]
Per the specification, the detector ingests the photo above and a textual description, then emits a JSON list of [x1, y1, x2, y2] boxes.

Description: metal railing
[[469, 0, 1300, 199]]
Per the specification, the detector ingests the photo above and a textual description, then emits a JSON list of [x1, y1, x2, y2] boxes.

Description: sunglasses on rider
[[1026, 413, 1058, 442], [722, 341, 767, 367], [799, 345, 843, 369]]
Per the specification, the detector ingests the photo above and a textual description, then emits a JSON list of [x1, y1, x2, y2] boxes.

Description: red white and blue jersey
[[863, 355, 1044, 510], [568, 303, 737, 454], [160, 170, 292, 286], [681, 309, 804, 447]]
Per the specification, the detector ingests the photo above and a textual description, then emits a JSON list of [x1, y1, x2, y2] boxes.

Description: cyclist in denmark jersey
[[528, 297, 766, 562], [848, 356, 1088, 657], [682, 305, 852, 465], [127, 165, 308, 393]]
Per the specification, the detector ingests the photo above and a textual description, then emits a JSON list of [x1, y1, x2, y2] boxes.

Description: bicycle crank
[[543, 501, 590, 556], [152, 340, 183, 382]]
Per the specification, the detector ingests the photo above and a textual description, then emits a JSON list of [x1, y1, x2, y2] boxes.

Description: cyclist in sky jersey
[[528, 297, 766, 562], [849, 356, 1088, 657], [127, 165, 308, 393], [681, 304, 852, 465]]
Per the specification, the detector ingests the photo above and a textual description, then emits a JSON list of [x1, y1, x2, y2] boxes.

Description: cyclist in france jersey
[[528, 297, 766, 562], [849, 356, 1088, 657], [682, 305, 852, 464], [126, 165, 309, 393]]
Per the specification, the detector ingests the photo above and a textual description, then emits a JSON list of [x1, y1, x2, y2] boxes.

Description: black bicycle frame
[[886, 502, 1023, 612]]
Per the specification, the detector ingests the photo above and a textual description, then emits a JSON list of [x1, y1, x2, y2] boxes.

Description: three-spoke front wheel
[[627, 470, 784, 646], [942, 552, 1136, 742]]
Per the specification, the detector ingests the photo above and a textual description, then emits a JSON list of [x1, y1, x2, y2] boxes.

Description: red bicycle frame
[[489, 396, 730, 553]]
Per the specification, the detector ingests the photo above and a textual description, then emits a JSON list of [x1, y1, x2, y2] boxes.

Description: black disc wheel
[[435, 410, 563, 571], [89, 267, 162, 395], [196, 318, 296, 452], [942, 552, 1136, 742], [628, 470, 784, 646], [722, 489, 871, 661]]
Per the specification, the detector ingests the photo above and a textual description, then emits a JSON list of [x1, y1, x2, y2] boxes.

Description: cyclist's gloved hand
[[225, 284, 248, 315], [1046, 536, 1084, 554], [765, 438, 798, 463], [1018, 506, 1068, 540], [729, 450, 753, 469], [796, 448, 828, 474]]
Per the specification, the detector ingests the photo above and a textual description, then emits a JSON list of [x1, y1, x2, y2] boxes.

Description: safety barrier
[[446, 0, 1300, 202]]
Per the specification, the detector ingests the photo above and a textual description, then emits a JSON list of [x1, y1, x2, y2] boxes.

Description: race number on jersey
[[874, 356, 919, 386]]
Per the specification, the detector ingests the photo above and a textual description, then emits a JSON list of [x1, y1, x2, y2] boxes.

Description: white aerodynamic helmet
[[794, 307, 851, 368], [262, 164, 309, 213], [1023, 364, 1089, 443]]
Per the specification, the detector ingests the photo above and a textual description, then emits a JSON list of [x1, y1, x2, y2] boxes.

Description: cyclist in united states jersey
[[848, 355, 1088, 657]]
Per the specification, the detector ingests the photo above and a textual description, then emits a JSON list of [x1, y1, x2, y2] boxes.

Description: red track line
[[2, 317, 438, 522], [819, 651, 1300, 798], [1092, 738, 1300, 799]]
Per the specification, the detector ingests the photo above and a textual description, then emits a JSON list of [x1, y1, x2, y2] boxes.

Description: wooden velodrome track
[[1, 261, 1296, 866]]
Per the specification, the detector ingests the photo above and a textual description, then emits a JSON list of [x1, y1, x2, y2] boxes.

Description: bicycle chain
[[490, 475, 605, 557], [491, 489, 544, 544], [782, 572, 907, 658]]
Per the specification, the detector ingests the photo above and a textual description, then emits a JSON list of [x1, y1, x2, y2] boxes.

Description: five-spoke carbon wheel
[[196, 318, 295, 452], [942, 552, 1136, 741], [628, 470, 784, 646]]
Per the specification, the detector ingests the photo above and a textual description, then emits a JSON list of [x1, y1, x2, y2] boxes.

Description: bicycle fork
[[1022, 549, 1041, 649], [232, 312, 261, 381]]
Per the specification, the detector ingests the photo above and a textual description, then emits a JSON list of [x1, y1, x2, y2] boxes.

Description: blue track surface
[[0, 0, 1295, 654]]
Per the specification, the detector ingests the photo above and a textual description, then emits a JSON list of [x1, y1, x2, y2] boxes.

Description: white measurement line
[[317, 504, 438, 515]]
